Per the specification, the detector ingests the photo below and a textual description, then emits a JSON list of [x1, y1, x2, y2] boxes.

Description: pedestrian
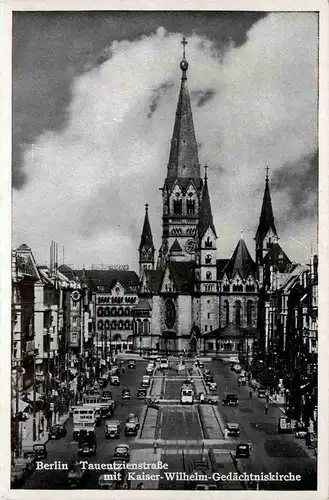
[[224, 428, 229, 440], [264, 403, 268, 415], [249, 389, 252, 399], [40, 415, 45, 433]]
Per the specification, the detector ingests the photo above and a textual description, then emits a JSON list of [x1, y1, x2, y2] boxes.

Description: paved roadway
[[209, 359, 317, 490], [20, 356, 316, 491], [155, 358, 316, 491], [22, 359, 149, 489]]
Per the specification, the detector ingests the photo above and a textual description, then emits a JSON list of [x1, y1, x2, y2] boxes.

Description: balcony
[[25, 340, 35, 354]]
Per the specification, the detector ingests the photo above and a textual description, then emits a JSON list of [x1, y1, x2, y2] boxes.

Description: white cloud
[[13, 13, 318, 270]]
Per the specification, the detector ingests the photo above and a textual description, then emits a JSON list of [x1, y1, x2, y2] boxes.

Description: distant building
[[74, 268, 139, 357]]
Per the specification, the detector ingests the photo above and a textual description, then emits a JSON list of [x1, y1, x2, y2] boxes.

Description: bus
[[180, 382, 194, 404], [72, 407, 96, 440]]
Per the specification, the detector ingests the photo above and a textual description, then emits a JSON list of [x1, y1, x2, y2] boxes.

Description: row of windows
[[97, 320, 132, 330], [223, 284, 256, 292], [224, 300, 254, 326], [97, 296, 137, 304], [97, 307, 132, 317]]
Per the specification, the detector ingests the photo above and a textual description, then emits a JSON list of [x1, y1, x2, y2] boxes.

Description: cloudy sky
[[12, 10, 318, 272]]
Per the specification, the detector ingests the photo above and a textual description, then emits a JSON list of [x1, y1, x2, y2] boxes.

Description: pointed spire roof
[[224, 237, 256, 279], [197, 168, 217, 239], [256, 171, 277, 241], [139, 204, 154, 251], [167, 38, 200, 179]]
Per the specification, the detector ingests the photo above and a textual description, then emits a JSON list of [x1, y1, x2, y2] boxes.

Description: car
[[126, 413, 140, 429], [160, 358, 169, 370], [14, 455, 35, 475], [78, 438, 97, 457], [137, 388, 147, 399], [125, 421, 138, 436], [113, 444, 130, 460], [142, 376, 150, 387], [11, 464, 27, 487], [295, 427, 308, 438], [128, 360, 136, 369], [105, 420, 121, 439], [122, 389, 131, 399], [68, 461, 87, 487], [208, 382, 217, 391], [205, 375, 214, 385], [146, 365, 154, 375], [110, 375, 120, 386], [49, 424, 67, 439], [222, 394, 239, 406], [226, 423, 240, 437], [206, 394, 220, 405], [33, 443, 47, 459], [257, 387, 266, 398], [98, 473, 117, 489], [235, 443, 251, 458], [109, 457, 127, 471]]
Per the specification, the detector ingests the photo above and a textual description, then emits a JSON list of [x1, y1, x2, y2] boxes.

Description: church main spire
[[167, 37, 200, 179]]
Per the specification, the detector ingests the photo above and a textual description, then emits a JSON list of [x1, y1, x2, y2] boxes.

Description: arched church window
[[247, 300, 253, 326], [235, 301, 242, 326], [224, 300, 229, 326], [205, 254, 212, 264], [173, 193, 182, 214], [165, 300, 176, 329], [186, 198, 195, 215], [206, 271, 212, 280], [205, 236, 213, 248]]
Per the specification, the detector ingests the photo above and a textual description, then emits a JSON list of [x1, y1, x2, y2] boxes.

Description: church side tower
[[195, 169, 219, 341], [139, 203, 155, 277], [255, 170, 278, 274], [161, 38, 203, 264]]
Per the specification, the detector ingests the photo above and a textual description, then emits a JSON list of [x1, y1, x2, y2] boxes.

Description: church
[[133, 40, 291, 358]]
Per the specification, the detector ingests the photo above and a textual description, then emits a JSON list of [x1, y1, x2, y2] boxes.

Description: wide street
[[21, 356, 316, 490], [23, 359, 149, 489]]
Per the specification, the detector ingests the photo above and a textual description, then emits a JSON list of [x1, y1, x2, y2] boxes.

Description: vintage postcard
[[1, 1, 328, 499]]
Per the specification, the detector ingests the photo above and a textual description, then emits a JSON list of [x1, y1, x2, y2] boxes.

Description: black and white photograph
[[2, 1, 329, 496]]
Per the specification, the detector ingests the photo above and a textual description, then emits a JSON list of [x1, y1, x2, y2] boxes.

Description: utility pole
[[15, 365, 19, 457], [32, 352, 37, 441]]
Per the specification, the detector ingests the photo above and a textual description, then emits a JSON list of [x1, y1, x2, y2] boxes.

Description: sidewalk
[[21, 410, 70, 449]]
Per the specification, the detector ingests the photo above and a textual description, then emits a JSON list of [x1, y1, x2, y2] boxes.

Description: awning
[[24, 391, 43, 402], [12, 398, 30, 413]]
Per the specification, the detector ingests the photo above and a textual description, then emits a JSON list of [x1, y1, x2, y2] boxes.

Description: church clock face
[[185, 239, 196, 254], [162, 239, 168, 255], [165, 300, 176, 329]]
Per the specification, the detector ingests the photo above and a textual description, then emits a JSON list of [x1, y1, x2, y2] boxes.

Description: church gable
[[160, 266, 176, 294], [140, 273, 150, 294], [201, 226, 216, 248]]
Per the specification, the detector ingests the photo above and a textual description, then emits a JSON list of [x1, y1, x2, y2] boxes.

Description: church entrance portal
[[160, 333, 177, 355], [190, 336, 197, 355]]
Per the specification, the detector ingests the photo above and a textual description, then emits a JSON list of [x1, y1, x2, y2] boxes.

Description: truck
[[72, 407, 96, 440]]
